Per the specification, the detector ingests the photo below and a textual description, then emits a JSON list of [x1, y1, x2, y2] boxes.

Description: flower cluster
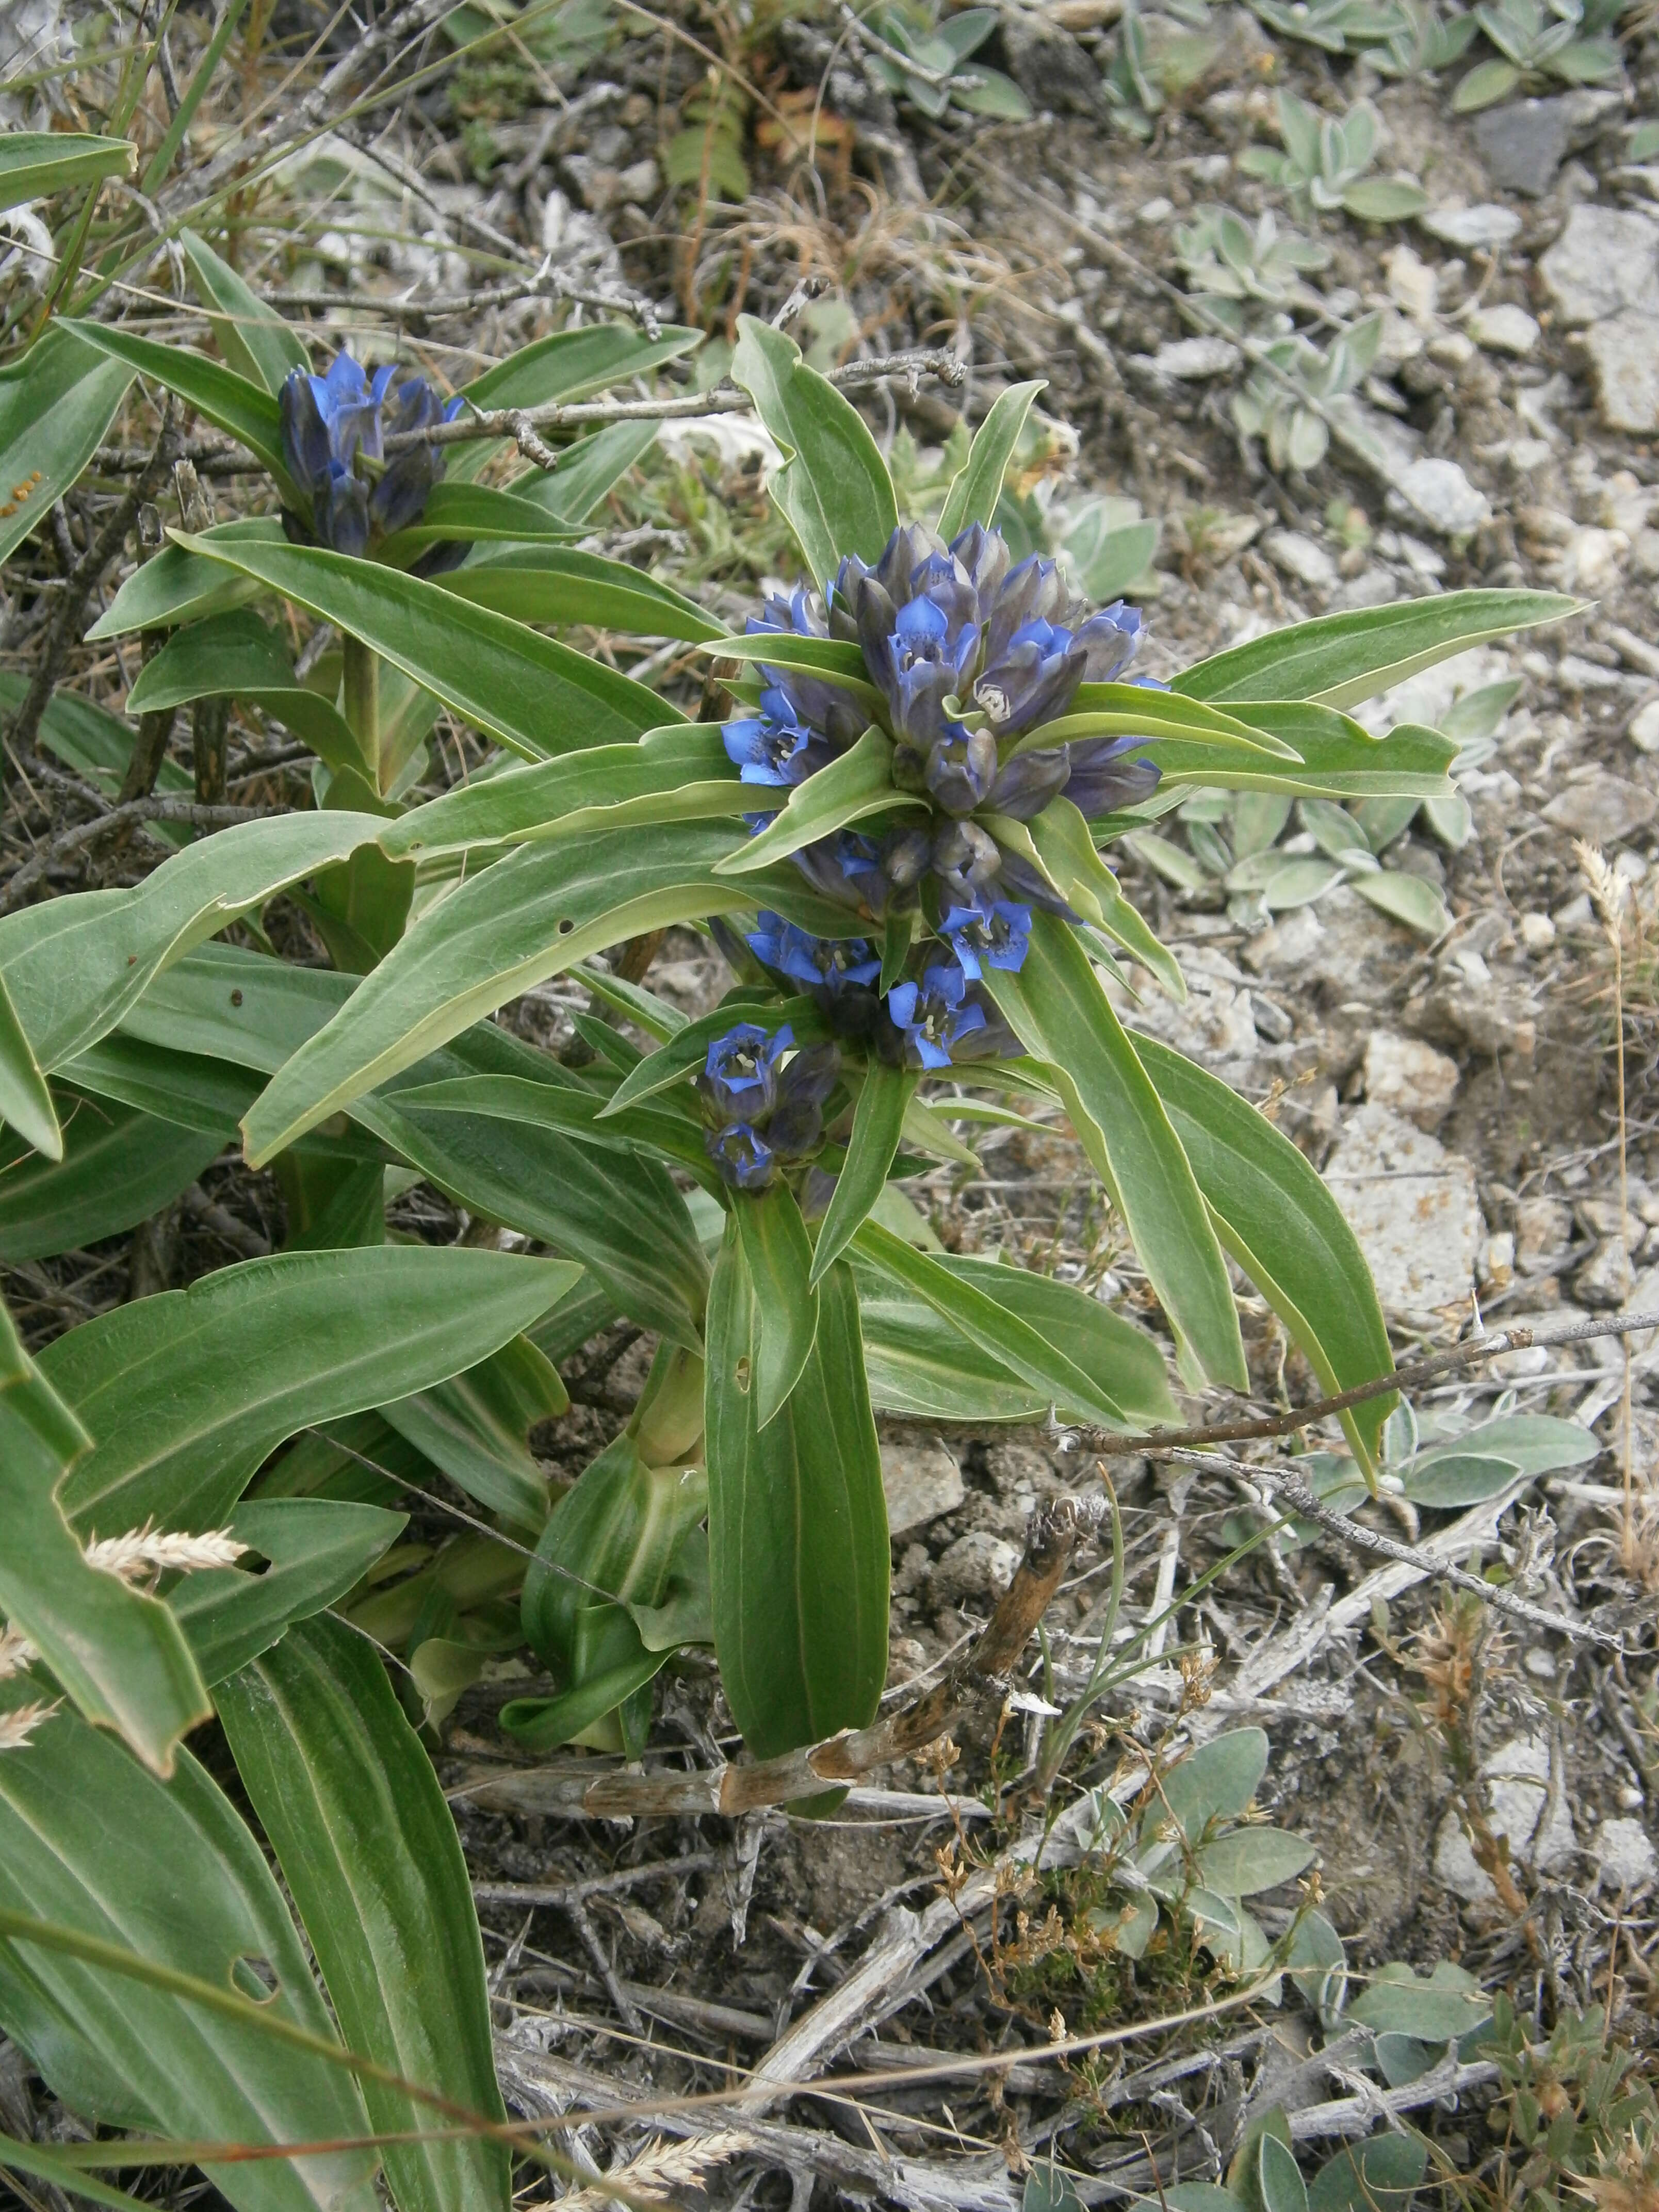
[[696, 1022, 840, 1191], [725, 523, 1163, 1071], [279, 351, 465, 563]]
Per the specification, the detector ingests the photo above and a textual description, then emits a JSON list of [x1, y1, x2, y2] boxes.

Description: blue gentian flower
[[699, 1022, 792, 1123], [707, 1123, 776, 1191], [940, 900, 1032, 980], [279, 350, 464, 557], [748, 914, 881, 994], [887, 964, 988, 1070], [723, 684, 819, 786]]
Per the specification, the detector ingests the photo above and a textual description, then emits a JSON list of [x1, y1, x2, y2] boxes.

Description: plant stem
[[341, 633, 381, 789]]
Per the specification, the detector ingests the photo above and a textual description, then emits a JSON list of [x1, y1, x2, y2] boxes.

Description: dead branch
[[449, 1494, 1101, 1820]]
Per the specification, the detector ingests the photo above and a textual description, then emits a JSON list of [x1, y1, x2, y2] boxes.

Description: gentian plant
[[0, 233, 1581, 2205]]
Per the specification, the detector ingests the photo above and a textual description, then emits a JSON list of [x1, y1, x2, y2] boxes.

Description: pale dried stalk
[[1576, 840, 1639, 1560], [452, 1496, 1102, 1820]]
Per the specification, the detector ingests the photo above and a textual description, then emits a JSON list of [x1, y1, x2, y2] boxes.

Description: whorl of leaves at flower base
[[695, 1022, 840, 1191], [278, 350, 465, 563], [725, 522, 1163, 1068]]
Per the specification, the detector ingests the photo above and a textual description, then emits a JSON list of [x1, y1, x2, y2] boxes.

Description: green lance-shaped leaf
[[88, 517, 285, 638], [0, 810, 383, 1076], [731, 314, 899, 588], [0, 968, 61, 1161], [60, 320, 297, 497], [169, 1498, 407, 1685], [1026, 798, 1185, 1001], [0, 133, 135, 211], [733, 1180, 820, 1425], [937, 379, 1045, 541], [509, 1432, 709, 1752], [0, 1091, 223, 1262], [854, 1218, 1155, 1429], [1135, 717, 1458, 804], [127, 611, 364, 778], [37, 1247, 580, 1538], [371, 480, 582, 560], [1131, 1033, 1394, 1471], [0, 1691, 379, 2212], [694, 630, 879, 701], [812, 1061, 914, 1284], [433, 545, 726, 640], [106, 943, 713, 1349], [218, 1614, 511, 2212], [986, 916, 1247, 1390], [458, 320, 704, 415], [705, 1237, 888, 1762], [1009, 683, 1297, 763], [381, 1335, 565, 1535], [180, 229, 310, 398], [0, 1299, 211, 1776], [1174, 589, 1580, 711], [387, 1069, 717, 1194], [0, 672, 192, 820], [240, 819, 865, 1164], [175, 531, 674, 756], [714, 726, 918, 875], [384, 726, 744, 859], [854, 1252, 1178, 1427], [502, 421, 659, 524], [0, 324, 134, 568]]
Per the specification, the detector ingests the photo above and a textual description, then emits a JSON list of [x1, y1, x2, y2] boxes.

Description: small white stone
[[1429, 331, 1476, 368], [1396, 457, 1491, 537], [1557, 652, 1629, 692], [881, 1440, 966, 1536], [1595, 1816, 1657, 1891], [1421, 203, 1523, 249], [1362, 1030, 1460, 1128], [1324, 1101, 1482, 1318], [1136, 196, 1175, 224], [1264, 529, 1339, 593], [931, 1530, 1022, 1606], [1559, 527, 1630, 594], [1434, 1734, 1577, 1902], [1469, 303, 1541, 356], [1385, 241, 1439, 321], [1151, 335, 1241, 380], [1507, 437, 1557, 473], [1520, 910, 1558, 951]]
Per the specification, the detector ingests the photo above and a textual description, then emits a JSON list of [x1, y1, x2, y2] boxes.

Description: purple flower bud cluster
[[721, 523, 1164, 1070], [279, 352, 465, 565], [696, 1021, 840, 1191]]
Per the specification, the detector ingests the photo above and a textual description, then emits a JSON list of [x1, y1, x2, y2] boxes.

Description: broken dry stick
[[448, 1494, 1102, 1819]]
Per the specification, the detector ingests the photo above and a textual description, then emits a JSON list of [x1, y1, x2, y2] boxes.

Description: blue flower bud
[[707, 1122, 776, 1191], [982, 552, 1069, 665], [931, 819, 1003, 906], [974, 615, 1087, 738], [986, 744, 1072, 821], [1074, 601, 1145, 683], [924, 724, 998, 816], [278, 351, 461, 556], [1063, 737, 1162, 819], [886, 964, 988, 1070]]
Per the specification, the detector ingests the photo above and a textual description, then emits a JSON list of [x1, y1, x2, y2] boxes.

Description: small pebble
[[1519, 911, 1557, 951]]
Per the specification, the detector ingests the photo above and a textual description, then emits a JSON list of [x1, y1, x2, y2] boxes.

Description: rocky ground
[[4, 0, 1659, 2204]]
